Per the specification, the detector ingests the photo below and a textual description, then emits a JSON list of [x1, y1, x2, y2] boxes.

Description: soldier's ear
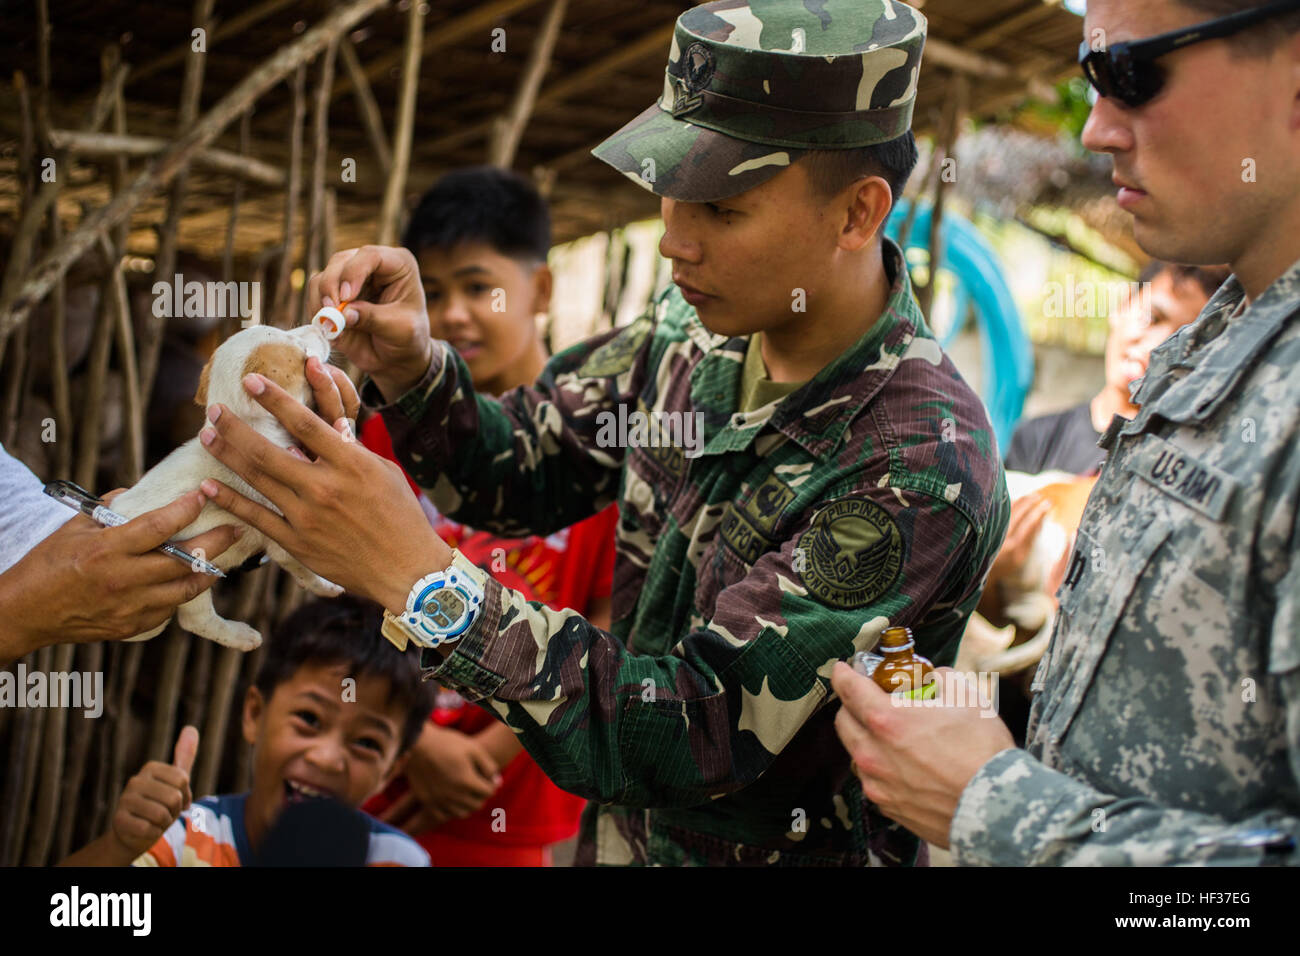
[[839, 176, 892, 252], [194, 358, 213, 407]]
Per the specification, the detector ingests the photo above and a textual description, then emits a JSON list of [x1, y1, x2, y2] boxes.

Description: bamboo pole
[[421, 23, 673, 159], [25, 642, 74, 865], [896, 108, 944, 253], [323, 186, 338, 269], [275, 0, 542, 123], [488, 0, 567, 168], [48, 199, 72, 478], [35, 0, 53, 144], [52, 640, 103, 860], [129, 0, 301, 86], [107, 46, 130, 262], [0, 62, 127, 318], [48, 130, 285, 187], [98, 641, 144, 836], [72, 264, 117, 491], [101, 234, 144, 484], [182, 635, 214, 736], [377, 0, 424, 245], [0, 0, 390, 343], [338, 37, 391, 178], [917, 75, 968, 322], [22, 7, 68, 863], [143, 0, 216, 407], [196, 569, 269, 797], [0, 646, 53, 865], [1, 72, 39, 442], [305, 37, 339, 311], [273, 63, 307, 328], [222, 110, 252, 339]]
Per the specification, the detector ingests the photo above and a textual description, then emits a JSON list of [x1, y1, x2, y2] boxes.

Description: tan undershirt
[[738, 334, 806, 414]]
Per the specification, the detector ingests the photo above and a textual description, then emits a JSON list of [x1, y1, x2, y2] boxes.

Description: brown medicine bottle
[[871, 627, 935, 699]]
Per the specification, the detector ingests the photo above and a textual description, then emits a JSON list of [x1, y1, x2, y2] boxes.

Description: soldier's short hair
[[802, 130, 919, 209], [1176, 0, 1300, 53]]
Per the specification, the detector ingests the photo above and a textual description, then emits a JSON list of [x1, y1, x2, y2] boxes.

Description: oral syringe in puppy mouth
[[43, 479, 226, 577]]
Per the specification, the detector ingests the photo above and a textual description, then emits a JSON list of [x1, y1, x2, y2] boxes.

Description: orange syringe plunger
[[312, 300, 350, 340]]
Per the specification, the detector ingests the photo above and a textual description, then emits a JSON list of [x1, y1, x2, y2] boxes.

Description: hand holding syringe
[[43, 480, 226, 577]]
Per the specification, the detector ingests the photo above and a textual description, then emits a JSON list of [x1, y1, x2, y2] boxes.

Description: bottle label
[[899, 682, 938, 701]]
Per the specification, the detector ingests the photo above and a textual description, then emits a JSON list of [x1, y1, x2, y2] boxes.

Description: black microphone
[[252, 797, 370, 867]]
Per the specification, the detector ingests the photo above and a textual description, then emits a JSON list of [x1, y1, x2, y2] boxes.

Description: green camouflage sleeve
[[364, 315, 657, 537], [427, 482, 982, 808], [950, 519, 1300, 867]]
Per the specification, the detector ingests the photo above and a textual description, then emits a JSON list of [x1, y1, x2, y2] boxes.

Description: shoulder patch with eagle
[[797, 499, 904, 609]]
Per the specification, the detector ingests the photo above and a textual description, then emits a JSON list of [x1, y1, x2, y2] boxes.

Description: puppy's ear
[[194, 358, 213, 407]]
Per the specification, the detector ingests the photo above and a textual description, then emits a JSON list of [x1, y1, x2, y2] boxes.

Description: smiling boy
[[64, 596, 432, 866], [195, 0, 1009, 866]]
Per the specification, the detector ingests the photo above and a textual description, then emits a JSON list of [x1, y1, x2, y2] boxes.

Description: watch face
[[421, 588, 467, 630]]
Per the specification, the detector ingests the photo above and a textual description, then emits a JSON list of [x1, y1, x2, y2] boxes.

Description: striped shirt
[[133, 793, 430, 867]]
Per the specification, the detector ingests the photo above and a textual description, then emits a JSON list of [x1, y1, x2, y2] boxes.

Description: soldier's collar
[[1139, 258, 1299, 427]]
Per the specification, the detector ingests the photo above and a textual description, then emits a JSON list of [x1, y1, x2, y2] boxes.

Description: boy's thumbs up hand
[[172, 724, 199, 776], [110, 725, 200, 859]]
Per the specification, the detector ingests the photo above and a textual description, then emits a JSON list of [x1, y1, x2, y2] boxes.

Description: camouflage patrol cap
[[592, 0, 927, 203]]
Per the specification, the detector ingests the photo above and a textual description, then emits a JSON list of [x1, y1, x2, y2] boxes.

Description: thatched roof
[[0, 0, 1087, 264]]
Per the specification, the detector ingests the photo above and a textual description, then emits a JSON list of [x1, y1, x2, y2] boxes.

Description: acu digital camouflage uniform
[[952, 261, 1300, 866], [362, 0, 1010, 866]]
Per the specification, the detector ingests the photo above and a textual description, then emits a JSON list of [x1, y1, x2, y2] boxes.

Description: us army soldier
[[198, 0, 1009, 866], [833, 0, 1300, 866]]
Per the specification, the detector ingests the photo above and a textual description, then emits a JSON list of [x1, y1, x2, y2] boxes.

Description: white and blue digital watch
[[382, 557, 484, 651]]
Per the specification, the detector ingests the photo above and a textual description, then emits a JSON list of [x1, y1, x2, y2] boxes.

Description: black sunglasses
[[1079, 0, 1300, 108]]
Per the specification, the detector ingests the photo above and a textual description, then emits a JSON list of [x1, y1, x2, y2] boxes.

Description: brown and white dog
[[111, 324, 343, 650], [956, 470, 1098, 676]]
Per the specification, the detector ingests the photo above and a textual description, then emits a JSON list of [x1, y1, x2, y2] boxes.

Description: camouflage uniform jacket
[[951, 260, 1300, 866], [364, 240, 1008, 865]]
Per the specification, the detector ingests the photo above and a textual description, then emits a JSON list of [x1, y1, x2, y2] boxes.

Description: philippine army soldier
[[833, 0, 1300, 866], [198, 0, 1009, 866]]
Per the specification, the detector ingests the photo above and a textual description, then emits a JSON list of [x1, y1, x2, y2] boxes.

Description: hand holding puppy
[[198, 363, 452, 614], [0, 492, 243, 662]]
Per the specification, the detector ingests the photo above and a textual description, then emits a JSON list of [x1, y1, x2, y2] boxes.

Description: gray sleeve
[[948, 746, 1300, 866], [0, 444, 74, 575]]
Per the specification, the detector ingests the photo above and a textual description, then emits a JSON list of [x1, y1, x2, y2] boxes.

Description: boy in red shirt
[[361, 167, 616, 865]]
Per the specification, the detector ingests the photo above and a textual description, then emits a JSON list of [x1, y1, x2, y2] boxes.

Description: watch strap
[[381, 609, 414, 652]]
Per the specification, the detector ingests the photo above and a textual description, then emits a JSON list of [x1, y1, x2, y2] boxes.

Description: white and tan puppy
[[111, 324, 342, 650]]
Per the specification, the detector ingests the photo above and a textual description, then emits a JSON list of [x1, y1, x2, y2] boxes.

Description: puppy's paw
[[205, 621, 262, 651]]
